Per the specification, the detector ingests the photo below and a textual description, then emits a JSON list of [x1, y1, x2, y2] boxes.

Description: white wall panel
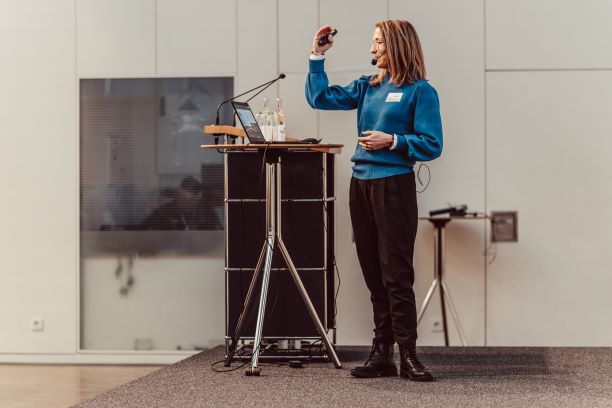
[[77, 0, 155, 77], [390, 0, 486, 345], [279, 73, 317, 139], [486, 0, 612, 69], [390, 0, 485, 215], [486, 71, 612, 346], [279, 0, 318, 73], [236, 0, 278, 114], [158, 0, 236, 76], [319, 0, 387, 72], [0, 0, 77, 353]]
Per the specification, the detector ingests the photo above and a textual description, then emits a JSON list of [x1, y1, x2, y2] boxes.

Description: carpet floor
[[73, 346, 612, 408]]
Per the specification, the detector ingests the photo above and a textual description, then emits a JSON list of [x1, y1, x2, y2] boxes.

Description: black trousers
[[349, 172, 418, 348]]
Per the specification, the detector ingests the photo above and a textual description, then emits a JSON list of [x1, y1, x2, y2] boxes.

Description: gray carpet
[[73, 346, 612, 407]]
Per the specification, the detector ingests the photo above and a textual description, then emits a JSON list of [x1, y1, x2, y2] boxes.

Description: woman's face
[[370, 27, 387, 69]]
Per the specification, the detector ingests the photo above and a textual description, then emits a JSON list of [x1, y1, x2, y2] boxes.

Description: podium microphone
[[214, 73, 286, 144]]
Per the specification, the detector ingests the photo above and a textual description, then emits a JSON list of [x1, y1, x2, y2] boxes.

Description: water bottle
[[261, 98, 273, 141], [265, 110, 278, 141], [275, 98, 286, 142]]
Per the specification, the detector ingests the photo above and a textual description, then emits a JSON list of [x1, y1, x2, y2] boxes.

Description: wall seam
[[483, 0, 488, 347], [316, 0, 321, 139], [276, 0, 280, 98], [236, 0, 239, 80], [74, 0, 80, 354], [154, 0, 158, 74], [487, 68, 612, 72]]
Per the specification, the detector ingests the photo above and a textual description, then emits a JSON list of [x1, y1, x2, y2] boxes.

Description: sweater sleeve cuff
[[389, 134, 398, 150], [309, 58, 325, 72], [391, 134, 409, 153], [309, 53, 325, 61]]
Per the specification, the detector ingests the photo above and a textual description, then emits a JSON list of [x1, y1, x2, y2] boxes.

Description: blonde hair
[[370, 20, 426, 87]]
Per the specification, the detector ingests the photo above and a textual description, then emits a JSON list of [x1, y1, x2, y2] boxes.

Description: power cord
[[319, 166, 340, 327]]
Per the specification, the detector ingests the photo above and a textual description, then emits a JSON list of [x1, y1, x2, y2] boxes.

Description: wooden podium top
[[202, 143, 343, 154], [202, 125, 343, 154]]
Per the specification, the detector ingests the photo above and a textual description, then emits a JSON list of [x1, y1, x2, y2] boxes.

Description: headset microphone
[[371, 56, 380, 65]]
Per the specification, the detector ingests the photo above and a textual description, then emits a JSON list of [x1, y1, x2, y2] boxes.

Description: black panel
[[227, 151, 266, 199], [227, 269, 325, 337], [225, 151, 335, 338], [279, 152, 324, 199], [227, 202, 325, 268], [227, 151, 326, 200]]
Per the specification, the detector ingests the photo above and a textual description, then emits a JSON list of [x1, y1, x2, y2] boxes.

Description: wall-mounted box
[[490, 211, 518, 242]]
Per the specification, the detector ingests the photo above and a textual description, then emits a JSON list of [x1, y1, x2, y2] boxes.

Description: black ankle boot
[[399, 345, 434, 381], [350, 341, 397, 378]]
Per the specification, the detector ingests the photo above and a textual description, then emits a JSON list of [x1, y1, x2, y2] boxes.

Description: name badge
[[385, 92, 403, 102]]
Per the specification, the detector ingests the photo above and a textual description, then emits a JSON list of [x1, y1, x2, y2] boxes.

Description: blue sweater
[[305, 58, 443, 180]]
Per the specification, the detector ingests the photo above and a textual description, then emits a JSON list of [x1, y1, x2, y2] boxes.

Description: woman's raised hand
[[312, 25, 335, 55]]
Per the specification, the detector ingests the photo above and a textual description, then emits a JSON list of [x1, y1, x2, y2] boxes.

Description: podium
[[203, 127, 343, 375]]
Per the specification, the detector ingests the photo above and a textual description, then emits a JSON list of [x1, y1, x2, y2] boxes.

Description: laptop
[[231, 101, 316, 144]]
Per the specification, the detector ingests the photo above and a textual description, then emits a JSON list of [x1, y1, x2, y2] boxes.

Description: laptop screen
[[231, 101, 266, 143]]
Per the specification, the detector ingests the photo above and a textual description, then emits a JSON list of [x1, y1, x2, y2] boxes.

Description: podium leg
[[277, 238, 342, 369], [224, 243, 267, 366]]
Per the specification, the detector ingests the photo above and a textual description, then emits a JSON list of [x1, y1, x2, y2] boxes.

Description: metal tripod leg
[[245, 233, 275, 375], [224, 244, 267, 367], [245, 160, 276, 376], [441, 280, 468, 346], [275, 158, 340, 369], [417, 278, 439, 324], [277, 238, 342, 368]]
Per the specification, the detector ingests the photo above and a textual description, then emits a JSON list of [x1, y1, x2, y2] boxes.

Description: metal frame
[[224, 150, 341, 376], [224, 336, 329, 361]]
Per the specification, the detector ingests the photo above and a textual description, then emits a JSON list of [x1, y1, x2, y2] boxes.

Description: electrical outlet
[[31, 317, 44, 332], [430, 318, 443, 333]]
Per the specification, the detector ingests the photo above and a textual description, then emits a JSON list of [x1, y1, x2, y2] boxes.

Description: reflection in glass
[[80, 78, 233, 351]]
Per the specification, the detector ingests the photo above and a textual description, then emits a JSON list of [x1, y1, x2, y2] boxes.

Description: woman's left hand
[[358, 130, 394, 151]]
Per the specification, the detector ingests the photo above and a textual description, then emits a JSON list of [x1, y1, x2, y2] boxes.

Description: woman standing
[[306, 20, 443, 381]]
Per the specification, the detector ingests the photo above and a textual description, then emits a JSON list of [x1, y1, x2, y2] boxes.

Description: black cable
[[321, 182, 340, 326], [256, 145, 270, 239], [485, 241, 498, 265], [306, 339, 324, 362], [415, 162, 431, 193]]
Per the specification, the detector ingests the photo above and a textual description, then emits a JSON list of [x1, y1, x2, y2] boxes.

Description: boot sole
[[400, 369, 434, 382], [350, 365, 398, 378]]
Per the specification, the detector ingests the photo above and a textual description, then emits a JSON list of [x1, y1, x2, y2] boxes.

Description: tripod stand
[[223, 148, 342, 376], [417, 217, 472, 346]]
